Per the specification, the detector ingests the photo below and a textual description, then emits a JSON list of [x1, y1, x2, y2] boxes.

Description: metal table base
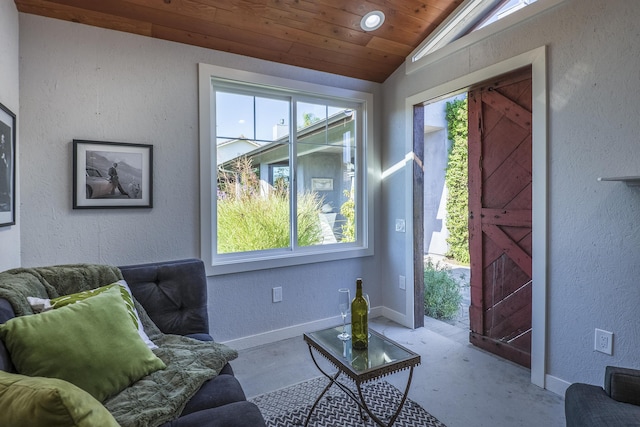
[[304, 342, 416, 427]]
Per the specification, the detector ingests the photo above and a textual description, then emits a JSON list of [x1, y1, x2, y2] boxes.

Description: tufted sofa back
[[119, 258, 210, 338], [0, 258, 211, 373]]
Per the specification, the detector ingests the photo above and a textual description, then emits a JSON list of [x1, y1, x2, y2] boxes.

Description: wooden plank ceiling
[[14, 0, 463, 83]]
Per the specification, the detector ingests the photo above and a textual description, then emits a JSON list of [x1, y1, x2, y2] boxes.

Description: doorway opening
[[422, 93, 471, 333], [407, 46, 547, 386]]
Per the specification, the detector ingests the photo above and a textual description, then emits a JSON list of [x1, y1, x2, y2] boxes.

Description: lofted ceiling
[[14, 0, 463, 83]]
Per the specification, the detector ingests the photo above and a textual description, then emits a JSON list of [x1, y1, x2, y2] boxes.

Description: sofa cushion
[[565, 382, 640, 427], [120, 259, 209, 336], [162, 401, 266, 427], [0, 371, 119, 427], [604, 366, 640, 407], [0, 286, 166, 401], [610, 373, 640, 406], [180, 374, 247, 417]]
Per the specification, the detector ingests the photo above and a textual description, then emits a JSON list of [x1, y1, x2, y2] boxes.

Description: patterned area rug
[[249, 376, 446, 427]]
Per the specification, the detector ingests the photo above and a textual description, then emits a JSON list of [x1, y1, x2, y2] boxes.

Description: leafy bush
[[423, 258, 462, 320], [217, 157, 323, 253], [444, 98, 470, 264], [339, 189, 355, 242]]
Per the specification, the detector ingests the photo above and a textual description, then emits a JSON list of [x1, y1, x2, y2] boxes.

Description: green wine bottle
[[351, 348, 369, 371], [351, 278, 368, 350]]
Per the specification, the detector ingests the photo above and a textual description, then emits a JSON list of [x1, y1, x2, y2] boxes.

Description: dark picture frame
[[73, 140, 153, 209], [0, 102, 16, 227]]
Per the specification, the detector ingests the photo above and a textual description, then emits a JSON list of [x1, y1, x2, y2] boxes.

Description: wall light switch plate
[[272, 286, 283, 303], [395, 219, 405, 232]]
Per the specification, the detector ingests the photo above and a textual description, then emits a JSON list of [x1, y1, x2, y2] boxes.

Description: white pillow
[[27, 279, 158, 350], [115, 280, 158, 350]]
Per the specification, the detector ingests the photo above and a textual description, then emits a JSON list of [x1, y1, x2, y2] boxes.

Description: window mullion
[[252, 96, 256, 140], [290, 98, 298, 251], [324, 105, 329, 145]]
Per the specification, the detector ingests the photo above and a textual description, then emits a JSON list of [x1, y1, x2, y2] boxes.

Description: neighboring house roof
[[219, 111, 355, 170], [217, 138, 262, 166]]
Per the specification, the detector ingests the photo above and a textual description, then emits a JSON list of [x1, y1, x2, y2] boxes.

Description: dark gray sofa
[[0, 258, 266, 427], [565, 366, 640, 426]]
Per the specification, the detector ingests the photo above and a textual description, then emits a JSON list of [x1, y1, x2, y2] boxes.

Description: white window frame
[[405, 0, 566, 75], [198, 63, 374, 276]]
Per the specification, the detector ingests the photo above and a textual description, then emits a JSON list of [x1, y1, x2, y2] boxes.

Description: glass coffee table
[[303, 325, 421, 427]]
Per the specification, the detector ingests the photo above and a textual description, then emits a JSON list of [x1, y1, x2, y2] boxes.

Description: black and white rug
[[249, 376, 446, 427]]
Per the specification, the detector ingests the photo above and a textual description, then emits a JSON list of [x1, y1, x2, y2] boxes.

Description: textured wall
[[382, 0, 640, 387], [18, 14, 382, 342], [0, 1, 20, 271]]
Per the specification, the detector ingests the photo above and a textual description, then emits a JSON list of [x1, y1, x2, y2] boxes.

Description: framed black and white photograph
[[0, 102, 16, 227], [73, 140, 153, 209]]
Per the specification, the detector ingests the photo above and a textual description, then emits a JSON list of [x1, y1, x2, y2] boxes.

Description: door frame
[[403, 46, 547, 388]]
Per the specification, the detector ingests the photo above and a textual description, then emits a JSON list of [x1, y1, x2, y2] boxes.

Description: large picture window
[[199, 64, 373, 275]]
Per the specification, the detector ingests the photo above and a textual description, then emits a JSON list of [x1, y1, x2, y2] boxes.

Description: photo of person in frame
[[85, 150, 142, 200], [0, 121, 12, 213]]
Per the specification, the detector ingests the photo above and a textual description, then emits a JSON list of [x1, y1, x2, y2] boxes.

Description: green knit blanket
[[0, 264, 238, 427]]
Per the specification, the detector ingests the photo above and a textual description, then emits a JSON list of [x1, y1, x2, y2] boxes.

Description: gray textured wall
[[0, 2, 20, 271], [17, 13, 382, 345]]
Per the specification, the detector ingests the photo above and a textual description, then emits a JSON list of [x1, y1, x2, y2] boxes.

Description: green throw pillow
[[0, 286, 166, 402], [0, 371, 119, 427], [28, 280, 158, 349], [51, 282, 138, 329]]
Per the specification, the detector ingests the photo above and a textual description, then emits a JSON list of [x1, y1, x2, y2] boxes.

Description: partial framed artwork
[[311, 178, 333, 191], [0, 102, 16, 227], [73, 140, 153, 209]]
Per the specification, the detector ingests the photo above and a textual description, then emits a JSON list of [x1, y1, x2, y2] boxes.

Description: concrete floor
[[233, 316, 565, 427]]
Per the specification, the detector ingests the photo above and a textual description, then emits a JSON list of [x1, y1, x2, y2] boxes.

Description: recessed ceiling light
[[360, 11, 385, 32]]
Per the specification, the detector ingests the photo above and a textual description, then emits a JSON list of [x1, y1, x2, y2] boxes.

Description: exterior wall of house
[[17, 14, 382, 344], [382, 0, 640, 390], [217, 139, 260, 165], [0, 2, 20, 271], [423, 127, 449, 257], [423, 96, 465, 257], [298, 153, 345, 213]]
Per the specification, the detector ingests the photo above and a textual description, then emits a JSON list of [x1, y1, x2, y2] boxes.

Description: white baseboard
[[223, 308, 572, 399], [222, 306, 384, 350], [545, 374, 570, 397], [380, 306, 410, 328]]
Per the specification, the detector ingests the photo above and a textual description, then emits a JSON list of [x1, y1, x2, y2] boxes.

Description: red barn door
[[467, 67, 533, 368]]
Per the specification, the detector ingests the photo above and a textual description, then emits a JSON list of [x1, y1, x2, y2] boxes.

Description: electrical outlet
[[395, 219, 405, 233], [399, 275, 406, 290], [594, 328, 613, 355], [272, 286, 283, 303]]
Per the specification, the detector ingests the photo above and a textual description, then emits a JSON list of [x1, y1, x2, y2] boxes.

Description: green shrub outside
[[217, 157, 323, 253], [339, 189, 355, 242], [424, 258, 462, 320], [444, 98, 470, 264]]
